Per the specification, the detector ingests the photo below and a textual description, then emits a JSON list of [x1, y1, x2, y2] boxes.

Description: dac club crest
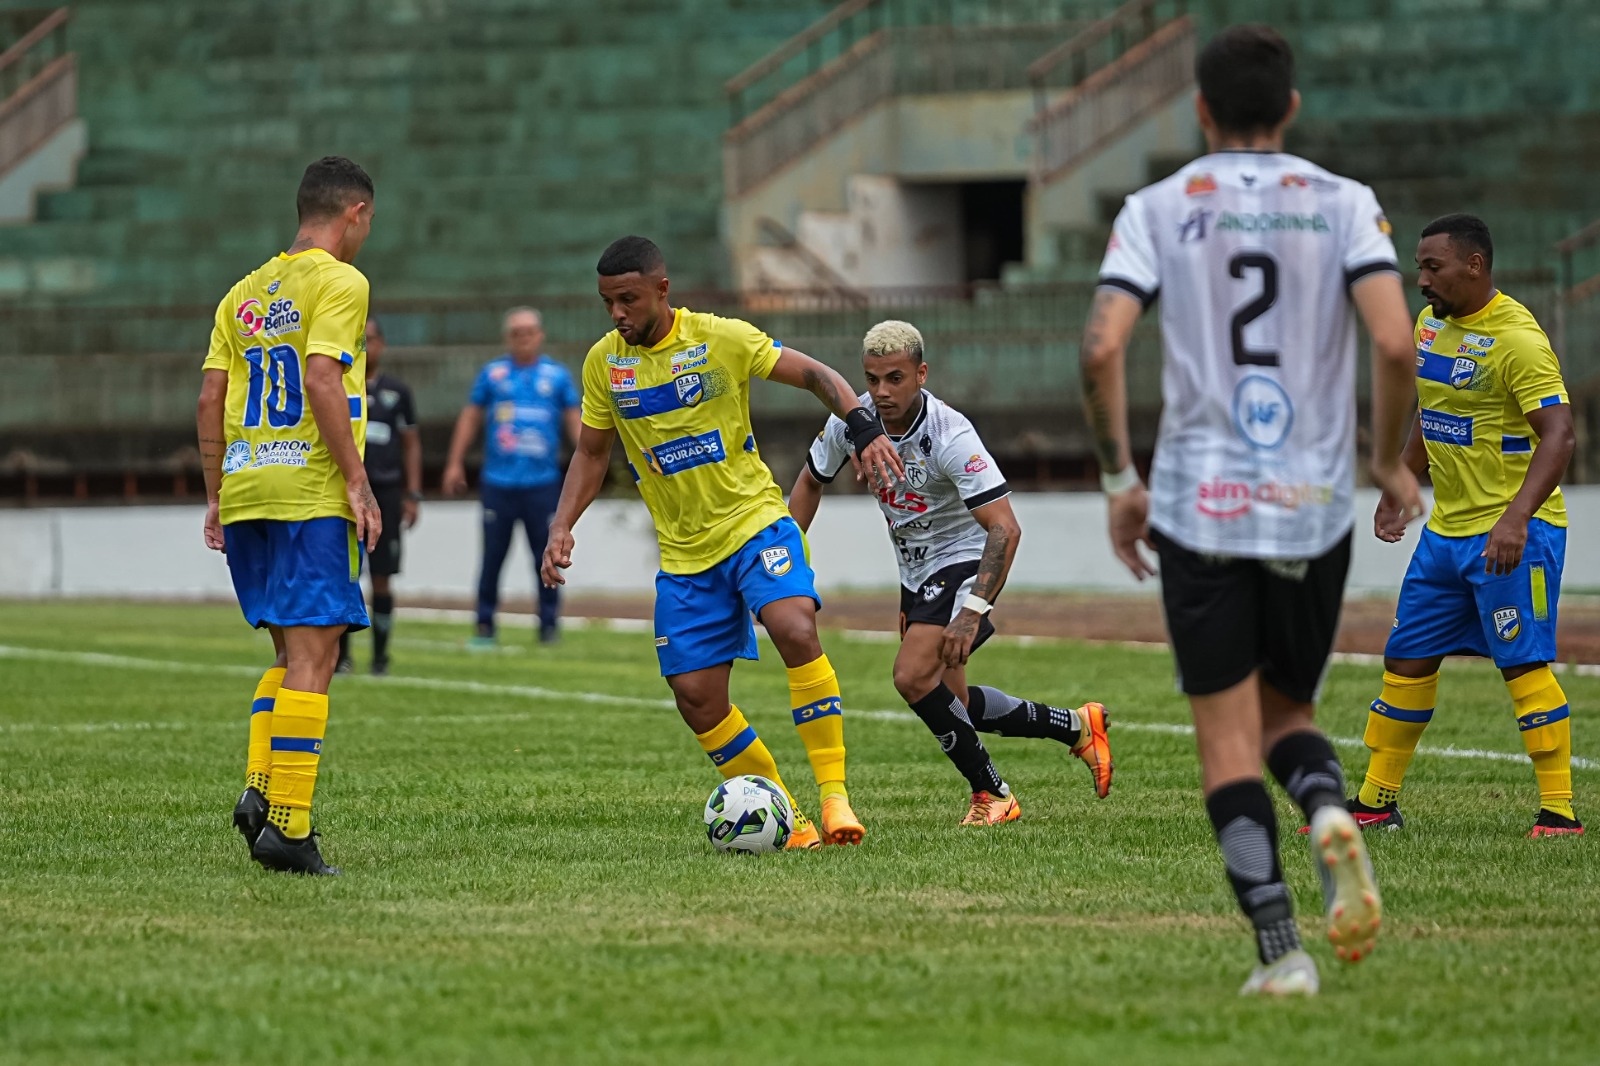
[[1494, 607, 1521, 642], [675, 372, 704, 407], [761, 546, 792, 576]]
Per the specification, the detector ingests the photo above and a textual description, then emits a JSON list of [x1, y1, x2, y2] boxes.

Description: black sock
[[1266, 730, 1347, 821], [338, 630, 349, 661], [1205, 779, 1300, 965], [968, 685, 1082, 746], [907, 683, 1005, 795], [372, 593, 394, 663]]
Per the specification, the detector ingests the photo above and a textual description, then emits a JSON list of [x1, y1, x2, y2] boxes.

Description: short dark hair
[[1420, 213, 1494, 269], [365, 315, 384, 339], [597, 236, 665, 277], [1197, 25, 1295, 135], [296, 156, 374, 223]]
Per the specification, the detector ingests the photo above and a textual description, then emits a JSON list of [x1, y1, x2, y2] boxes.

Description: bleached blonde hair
[[862, 319, 924, 363]]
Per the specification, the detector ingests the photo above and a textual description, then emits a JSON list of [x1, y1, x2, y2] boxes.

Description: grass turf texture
[[1, 601, 1595, 1065]]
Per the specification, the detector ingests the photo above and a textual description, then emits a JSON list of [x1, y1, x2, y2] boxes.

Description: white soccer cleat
[[1311, 804, 1382, 963], [1239, 949, 1320, 996]]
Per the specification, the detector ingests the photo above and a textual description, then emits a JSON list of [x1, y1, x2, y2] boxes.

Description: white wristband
[[1099, 464, 1142, 496], [961, 594, 993, 617]]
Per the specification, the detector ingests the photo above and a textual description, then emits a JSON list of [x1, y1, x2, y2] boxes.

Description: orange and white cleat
[[959, 790, 1021, 826], [1071, 702, 1114, 799], [785, 810, 822, 850], [1310, 805, 1382, 963], [820, 793, 865, 846]]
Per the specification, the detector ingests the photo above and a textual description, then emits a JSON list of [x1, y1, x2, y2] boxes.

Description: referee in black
[[338, 316, 422, 675]]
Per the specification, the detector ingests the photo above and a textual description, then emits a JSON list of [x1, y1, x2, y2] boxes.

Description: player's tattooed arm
[[1078, 290, 1141, 476], [942, 497, 1021, 667], [768, 347, 905, 488]]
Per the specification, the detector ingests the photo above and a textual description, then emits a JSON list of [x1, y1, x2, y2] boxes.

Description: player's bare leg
[[759, 596, 863, 845], [668, 663, 819, 849], [252, 624, 344, 875], [1260, 682, 1381, 966], [234, 626, 289, 849]]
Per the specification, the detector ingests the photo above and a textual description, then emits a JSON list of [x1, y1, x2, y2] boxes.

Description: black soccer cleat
[[251, 822, 341, 876], [334, 655, 355, 675], [1349, 798, 1405, 831], [1529, 809, 1584, 838], [370, 656, 389, 677], [232, 787, 269, 848]]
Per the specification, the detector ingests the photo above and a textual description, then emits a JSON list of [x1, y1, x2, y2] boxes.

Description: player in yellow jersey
[[196, 156, 380, 874], [540, 236, 904, 849], [1353, 214, 1581, 837]]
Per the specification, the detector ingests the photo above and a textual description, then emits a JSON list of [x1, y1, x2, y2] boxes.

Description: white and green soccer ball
[[704, 775, 793, 853]]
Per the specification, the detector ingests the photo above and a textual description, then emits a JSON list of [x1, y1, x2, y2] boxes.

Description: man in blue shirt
[[444, 307, 581, 644]]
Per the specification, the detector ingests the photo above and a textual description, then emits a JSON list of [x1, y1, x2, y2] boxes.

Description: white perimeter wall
[[2, 489, 1596, 601]]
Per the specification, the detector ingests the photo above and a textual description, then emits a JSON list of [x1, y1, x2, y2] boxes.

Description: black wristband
[[844, 407, 885, 458]]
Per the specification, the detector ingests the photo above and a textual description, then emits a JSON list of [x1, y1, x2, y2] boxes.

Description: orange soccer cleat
[[785, 810, 822, 850], [1071, 702, 1114, 799], [960, 790, 1021, 826], [820, 793, 865, 846]]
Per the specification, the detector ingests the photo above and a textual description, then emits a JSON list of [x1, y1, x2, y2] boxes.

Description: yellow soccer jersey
[[1413, 292, 1568, 536], [203, 248, 370, 524], [581, 307, 791, 574]]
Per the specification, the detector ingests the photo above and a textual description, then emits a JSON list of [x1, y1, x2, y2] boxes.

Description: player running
[[197, 156, 379, 876], [788, 319, 1112, 826], [1080, 26, 1423, 993], [1349, 214, 1581, 837], [540, 236, 903, 849]]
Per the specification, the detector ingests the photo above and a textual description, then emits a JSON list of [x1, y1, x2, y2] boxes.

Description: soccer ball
[[704, 775, 793, 853]]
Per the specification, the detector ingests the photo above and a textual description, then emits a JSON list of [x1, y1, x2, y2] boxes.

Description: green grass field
[[1, 601, 1596, 1065]]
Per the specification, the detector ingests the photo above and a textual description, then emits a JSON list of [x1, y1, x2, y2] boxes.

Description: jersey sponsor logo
[[897, 541, 929, 565], [379, 388, 400, 408], [1450, 356, 1479, 389], [963, 454, 989, 474], [671, 344, 709, 373], [1494, 606, 1521, 642], [1419, 408, 1473, 446], [606, 353, 641, 366], [366, 421, 393, 446], [609, 366, 637, 391], [654, 636, 669, 647], [1195, 478, 1333, 519], [250, 439, 313, 468], [1376, 213, 1393, 235], [876, 487, 928, 513], [1418, 327, 1438, 351], [1215, 211, 1331, 235], [222, 440, 252, 474], [1456, 344, 1489, 360], [760, 546, 792, 577], [537, 377, 554, 398], [1423, 317, 1446, 330], [488, 364, 510, 382], [1231, 375, 1294, 450], [1178, 207, 1213, 243], [1280, 173, 1309, 187], [674, 372, 704, 407], [643, 429, 726, 476], [261, 298, 302, 337], [1185, 173, 1217, 196], [1463, 333, 1496, 349], [904, 463, 928, 488], [919, 434, 933, 456], [235, 298, 266, 337]]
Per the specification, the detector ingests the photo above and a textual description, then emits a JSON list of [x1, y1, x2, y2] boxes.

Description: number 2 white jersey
[[1098, 151, 1400, 559], [807, 390, 1009, 589]]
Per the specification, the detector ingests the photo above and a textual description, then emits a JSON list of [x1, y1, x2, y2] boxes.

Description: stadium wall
[[5, 489, 1599, 602]]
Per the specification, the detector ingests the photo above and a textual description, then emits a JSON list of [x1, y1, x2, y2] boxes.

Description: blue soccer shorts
[[1386, 518, 1565, 668], [653, 517, 820, 677], [224, 516, 370, 631]]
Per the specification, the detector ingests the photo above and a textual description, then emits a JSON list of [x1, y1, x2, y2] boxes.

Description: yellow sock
[[267, 688, 329, 840], [247, 666, 285, 793], [1357, 671, 1438, 808], [1508, 667, 1575, 819], [695, 705, 797, 811], [786, 654, 847, 803]]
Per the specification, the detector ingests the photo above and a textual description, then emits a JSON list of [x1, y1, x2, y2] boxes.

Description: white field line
[[398, 607, 1600, 675], [0, 643, 1592, 772]]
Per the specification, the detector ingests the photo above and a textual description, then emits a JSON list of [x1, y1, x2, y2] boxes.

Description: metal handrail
[[1026, 0, 1183, 86], [726, 0, 878, 102], [0, 6, 68, 96]]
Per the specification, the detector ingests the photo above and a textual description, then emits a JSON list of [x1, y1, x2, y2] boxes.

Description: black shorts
[[899, 560, 997, 652], [369, 483, 405, 577], [1151, 528, 1351, 703]]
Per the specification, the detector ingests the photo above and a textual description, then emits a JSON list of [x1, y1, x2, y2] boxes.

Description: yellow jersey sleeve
[[580, 341, 616, 431], [1502, 327, 1568, 415], [305, 263, 369, 365], [716, 315, 781, 380], [202, 294, 234, 372]]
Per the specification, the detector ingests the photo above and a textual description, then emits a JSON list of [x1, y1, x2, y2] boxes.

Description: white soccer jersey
[[1098, 151, 1400, 559], [807, 390, 1009, 589]]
